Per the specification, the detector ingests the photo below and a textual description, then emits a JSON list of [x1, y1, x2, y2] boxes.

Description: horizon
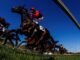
[[0, 0, 80, 52]]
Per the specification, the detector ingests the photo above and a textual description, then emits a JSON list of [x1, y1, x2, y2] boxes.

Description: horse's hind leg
[[9, 39, 14, 47], [15, 40, 18, 46], [14, 38, 19, 46]]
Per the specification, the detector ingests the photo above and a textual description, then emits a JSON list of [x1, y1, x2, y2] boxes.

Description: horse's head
[[5, 23, 10, 28], [12, 6, 28, 14], [0, 17, 10, 28]]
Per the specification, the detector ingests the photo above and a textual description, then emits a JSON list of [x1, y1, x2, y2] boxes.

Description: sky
[[0, 0, 80, 52]]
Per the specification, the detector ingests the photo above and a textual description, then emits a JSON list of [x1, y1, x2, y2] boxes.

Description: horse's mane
[[19, 6, 28, 13]]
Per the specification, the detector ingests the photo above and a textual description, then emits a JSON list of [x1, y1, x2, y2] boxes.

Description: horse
[[0, 17, 10, 34], [11, 6, 59, 53], [0, 17, 20, 46], [3, 29, 20, 46], [0, 17, 10, 41], [0, 17, 10, 28], [54, 44, 67, 54], [12, 6, 32, 27]]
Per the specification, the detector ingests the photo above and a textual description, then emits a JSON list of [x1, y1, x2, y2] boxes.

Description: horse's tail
[[45, 28, 59, 45], [50, 36, 59, 45]]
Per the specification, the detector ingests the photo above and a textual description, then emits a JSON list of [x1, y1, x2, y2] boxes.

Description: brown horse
[[0, 17, 20, 46], [0, 17, 10, 33], [11, 6, 58, 52], [54, 44, 67, 54], [3, 29, 20, 46], [0, 17, 10, 28], [0, 17, 10, 41]]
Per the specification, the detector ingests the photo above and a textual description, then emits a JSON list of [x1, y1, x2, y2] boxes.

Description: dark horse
[[0, 17, 10, 36], [3, 29, 20, 46], [0, 17, 10, 28], [0, 17, 20, 46], [11, 6, 58, 52]]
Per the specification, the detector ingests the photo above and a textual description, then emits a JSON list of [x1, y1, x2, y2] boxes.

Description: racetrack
[[0, 42, 80, 60]]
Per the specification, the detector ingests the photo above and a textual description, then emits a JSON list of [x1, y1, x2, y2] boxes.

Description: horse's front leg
[[3, 37, 7, 45], [16, 40, 26, 48], [9, 38, 14, 47], [15, 37, 21, 46]]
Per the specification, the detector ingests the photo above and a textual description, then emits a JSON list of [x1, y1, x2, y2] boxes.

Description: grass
[[0, 45, 53, 60], [0, 44, 80, 60], [54, 54, 80, 60]]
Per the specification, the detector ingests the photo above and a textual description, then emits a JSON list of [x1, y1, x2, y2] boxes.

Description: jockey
[[30, 7, 45, 32], [30, 7, 44, 24]]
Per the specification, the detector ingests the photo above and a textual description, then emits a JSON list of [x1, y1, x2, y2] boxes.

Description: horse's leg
[[12, 38, 18, 46], [0, 32, 4, 39], [16, 31, 21, 46], [15, 37, 20, 46], [3, 38, 7, 45], [38, 42, 44, 53], [15, 39, 18, 46], [9, 38, 14, 47], [16, 41, 26, 48]]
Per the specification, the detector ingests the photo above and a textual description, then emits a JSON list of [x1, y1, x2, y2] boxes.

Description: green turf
[[0, 45, 53, 60], [54, 54, 80, 60], [0, 45, 80, 60]]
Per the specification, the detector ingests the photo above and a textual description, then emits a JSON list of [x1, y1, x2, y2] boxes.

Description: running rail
[[53, 0, 80, 29]]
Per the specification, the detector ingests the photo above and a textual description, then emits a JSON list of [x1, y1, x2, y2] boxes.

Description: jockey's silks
[[32, 10, 40, 18]]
